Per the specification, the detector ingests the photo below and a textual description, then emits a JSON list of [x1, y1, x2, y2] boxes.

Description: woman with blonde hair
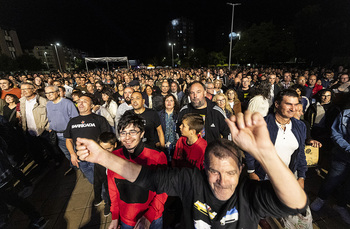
[[212, 93, 233, 118], [225, 89, 241, 115], [213, 79, 223, 94]]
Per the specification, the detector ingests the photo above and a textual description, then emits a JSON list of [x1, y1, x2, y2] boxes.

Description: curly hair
[[252, 80, 271, 100]]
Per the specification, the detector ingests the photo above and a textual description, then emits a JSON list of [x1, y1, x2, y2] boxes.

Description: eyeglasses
[[21, 88, 34, 91], [216, 99, 226, 103], [207, 87, 214, 89], [45, 91, 58, 95], [119, 130, 141, 137]]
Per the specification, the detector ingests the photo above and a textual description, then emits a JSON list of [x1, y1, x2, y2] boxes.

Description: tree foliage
[[0, 54, 44, 72], [294, 1, 350, 65], [232, 22, 295, 64], [208, 51, 226, 65]]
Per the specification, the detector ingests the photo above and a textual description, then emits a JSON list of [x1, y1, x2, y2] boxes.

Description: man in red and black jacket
[[107, 112, 167, 229]]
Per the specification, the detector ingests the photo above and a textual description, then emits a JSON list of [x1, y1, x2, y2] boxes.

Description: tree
[[16, 55, 44, 71], [0, 54, 18, 72], [232, 22, 295, 64], [208, 51, 226, 66], [294, 0, 350, 65]]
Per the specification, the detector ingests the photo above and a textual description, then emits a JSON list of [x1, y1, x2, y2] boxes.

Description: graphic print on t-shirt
[[193, 200, 239, 227], [219, 207, 239, 225], [71, 120, 96, 128], [194, 200, 217, 219]]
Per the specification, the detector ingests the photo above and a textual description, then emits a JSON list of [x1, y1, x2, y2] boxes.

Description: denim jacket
[[331, 109, 350, 162]]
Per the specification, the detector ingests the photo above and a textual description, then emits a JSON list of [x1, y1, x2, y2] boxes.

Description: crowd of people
[[0, 65, 350, 228]]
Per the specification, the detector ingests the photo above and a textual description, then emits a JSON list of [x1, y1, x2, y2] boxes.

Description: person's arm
[[156, 125, 165, 148], [66, 138, 80, 168], [226, 112, 307, 209], [76, 138, 141, 182]]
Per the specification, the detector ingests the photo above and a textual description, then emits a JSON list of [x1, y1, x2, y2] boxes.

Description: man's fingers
[[251, 112, 264, 126], [225, 115, 238, 136], [76, 137, 89, 146], [244, 110, 253, 127], [78, 153, 90, 161], [235, 112, 245, 129]]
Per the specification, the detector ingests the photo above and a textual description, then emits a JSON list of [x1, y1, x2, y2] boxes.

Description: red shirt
[[107, 143, 168, 226], [172, 135, 207, 170], [306, 84, 323, 96], [1, 88, 21, 99]]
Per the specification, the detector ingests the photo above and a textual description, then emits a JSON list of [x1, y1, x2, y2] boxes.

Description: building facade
[[0, 27, 23, 59], [167, 17, 194, 59], [32, 45, 86, 71]]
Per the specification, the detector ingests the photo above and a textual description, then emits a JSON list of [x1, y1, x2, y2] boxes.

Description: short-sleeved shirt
[[127, 108, 161, 147], [64, 113, 111, 144]]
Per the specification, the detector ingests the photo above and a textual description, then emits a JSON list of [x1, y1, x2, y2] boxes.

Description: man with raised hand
[[76, 111, 307, 228]]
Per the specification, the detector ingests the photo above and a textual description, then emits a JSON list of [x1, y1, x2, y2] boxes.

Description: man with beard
[[93, 81, 105, 105], [177, 81, 230, 143], [115, 87, 134, 136]]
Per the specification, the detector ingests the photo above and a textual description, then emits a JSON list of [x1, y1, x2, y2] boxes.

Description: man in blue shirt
[[45, 86, 79, 174]]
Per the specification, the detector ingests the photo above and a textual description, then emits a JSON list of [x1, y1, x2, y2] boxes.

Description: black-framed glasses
[[119, 130, 141, 137]]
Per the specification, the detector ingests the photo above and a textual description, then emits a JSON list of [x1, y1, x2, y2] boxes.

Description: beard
[[125, 98, 131, 104], [192, 99, 205, 109]]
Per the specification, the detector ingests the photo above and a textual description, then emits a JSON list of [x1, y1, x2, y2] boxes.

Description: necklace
[[275, 116, 291, 131]]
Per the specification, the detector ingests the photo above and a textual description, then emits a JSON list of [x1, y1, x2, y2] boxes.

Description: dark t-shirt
[[127, 109, 161, 147], [3, 106, 18, 126], [64, 113, 111, 144], [135, 167, 307, 229], [75, 85, 88, 94]]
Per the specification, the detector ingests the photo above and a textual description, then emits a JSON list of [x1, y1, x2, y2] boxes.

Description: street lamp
[[51, 43, 62, 72], [227, 3, 241, 71], [169, 43, 175, 67]]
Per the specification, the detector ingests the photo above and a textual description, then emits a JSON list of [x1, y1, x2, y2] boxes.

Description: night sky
[[0, 0, 320, 61]]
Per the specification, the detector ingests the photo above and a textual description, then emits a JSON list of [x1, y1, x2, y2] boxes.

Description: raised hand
[[225, 111, 275, 160], [76, 138, 107, 165]]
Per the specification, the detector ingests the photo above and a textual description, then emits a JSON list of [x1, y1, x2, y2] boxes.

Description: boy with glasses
[[107, 112, 167, 229]]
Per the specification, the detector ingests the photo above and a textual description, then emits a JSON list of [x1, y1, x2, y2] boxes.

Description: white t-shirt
[[265, 121, 299, 180], [274, 121, 299, 167], [26, 97, 38, 136]]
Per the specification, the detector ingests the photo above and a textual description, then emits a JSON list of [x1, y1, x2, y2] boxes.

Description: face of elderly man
[[206, 145, 242, 201], [189, 83, 207, 109]]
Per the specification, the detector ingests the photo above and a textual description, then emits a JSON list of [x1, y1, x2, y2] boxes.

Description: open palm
[[226, 112, 274, 159]]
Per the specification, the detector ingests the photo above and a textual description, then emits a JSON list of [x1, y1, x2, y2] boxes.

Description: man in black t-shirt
[[64, 95, 110, 184], [236, 77, 253, 112], [126, 91, 165, 149]]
